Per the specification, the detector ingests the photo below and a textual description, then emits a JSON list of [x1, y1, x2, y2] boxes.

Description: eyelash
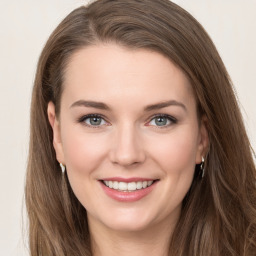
[[146, 114, 177, 128], [77, 114, 109, 128], [77, 113, 177, 129]]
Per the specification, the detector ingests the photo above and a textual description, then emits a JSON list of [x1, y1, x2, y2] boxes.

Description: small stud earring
[[200, 157, 205, 178], [60, 163, 65, 173]]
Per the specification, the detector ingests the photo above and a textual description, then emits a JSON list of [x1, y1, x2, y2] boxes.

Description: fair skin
[[48, 44, 208, 256]]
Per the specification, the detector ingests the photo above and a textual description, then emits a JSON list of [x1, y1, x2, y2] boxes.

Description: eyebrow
[[70, 100, 111, 110], [144, 100, 187, 112], [70, 99, 187, 112]]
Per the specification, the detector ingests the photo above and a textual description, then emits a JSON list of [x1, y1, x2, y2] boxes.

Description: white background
[[0, 0, 255, 255]]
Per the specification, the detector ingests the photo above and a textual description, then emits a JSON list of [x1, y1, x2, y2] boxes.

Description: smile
[[102, 180, 154, 192], [100, 178, 159, 202]]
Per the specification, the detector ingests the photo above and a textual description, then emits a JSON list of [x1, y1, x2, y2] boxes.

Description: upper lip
[[99, 177, 158, 182]]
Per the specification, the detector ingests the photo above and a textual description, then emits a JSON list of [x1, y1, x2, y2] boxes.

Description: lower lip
[[100, 181, 158, 202]]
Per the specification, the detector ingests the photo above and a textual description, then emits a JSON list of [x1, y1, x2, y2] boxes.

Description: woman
[[25, 0, 256, 255]]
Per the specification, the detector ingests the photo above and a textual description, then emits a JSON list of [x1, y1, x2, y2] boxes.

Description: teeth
[[119, 182, 128, 190], [147, 181, 153, 186], [103, 180, 155, 191], [136, 182, 142, 190], [113, 181, 119, 189], [127, 182, 137, 191]]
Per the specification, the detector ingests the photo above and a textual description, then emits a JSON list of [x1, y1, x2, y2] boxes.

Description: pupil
[[90, 117, 101, 125], [156, 117, 167, 126]]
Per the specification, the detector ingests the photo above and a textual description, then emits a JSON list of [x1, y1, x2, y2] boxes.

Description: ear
[[196, 115, 209, 164], [47, 102, 65, 164]]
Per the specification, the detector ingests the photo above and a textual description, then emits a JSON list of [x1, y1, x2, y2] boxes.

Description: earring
[[200, 157, 205, 178], [60, 163, 65, 173]]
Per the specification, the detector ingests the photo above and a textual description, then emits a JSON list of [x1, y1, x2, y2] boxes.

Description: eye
[[79, 114, 108, 127], [147, 114, 177, 127]]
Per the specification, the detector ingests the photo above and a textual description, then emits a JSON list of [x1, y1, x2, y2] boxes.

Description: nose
[[109, 123, 146, 167]]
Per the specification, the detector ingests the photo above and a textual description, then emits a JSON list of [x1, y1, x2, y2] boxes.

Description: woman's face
[[48, 44, 208, 233]]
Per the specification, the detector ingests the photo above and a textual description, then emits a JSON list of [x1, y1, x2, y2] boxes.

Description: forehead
[[62, 44, 196, 110]]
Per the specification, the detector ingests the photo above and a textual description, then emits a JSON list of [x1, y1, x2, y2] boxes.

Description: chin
[[106, 219, 152, 233], [97, 208, 159, 232]]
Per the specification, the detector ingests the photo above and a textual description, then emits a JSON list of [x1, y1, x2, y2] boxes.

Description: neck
[[88, 216, 177, 256]]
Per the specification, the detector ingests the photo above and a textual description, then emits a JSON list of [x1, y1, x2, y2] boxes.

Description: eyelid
[[77, 114, 110, 128], [77, 113, 177, 128], [146, 114, 177, 128]]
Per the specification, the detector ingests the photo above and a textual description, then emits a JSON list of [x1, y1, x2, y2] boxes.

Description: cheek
[[60, 127, 110, 210], [147, 126, 199, 175], [148, 127, 199, 209], [61, 126, 109, 176]]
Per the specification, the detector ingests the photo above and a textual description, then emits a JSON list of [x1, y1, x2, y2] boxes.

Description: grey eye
[[148, 116, 173, 127], [85, 116, 106, 126], [155, 117, 168, 126]]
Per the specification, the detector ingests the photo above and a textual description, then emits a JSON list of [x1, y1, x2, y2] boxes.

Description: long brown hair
[[25, 0, 256, 255]]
